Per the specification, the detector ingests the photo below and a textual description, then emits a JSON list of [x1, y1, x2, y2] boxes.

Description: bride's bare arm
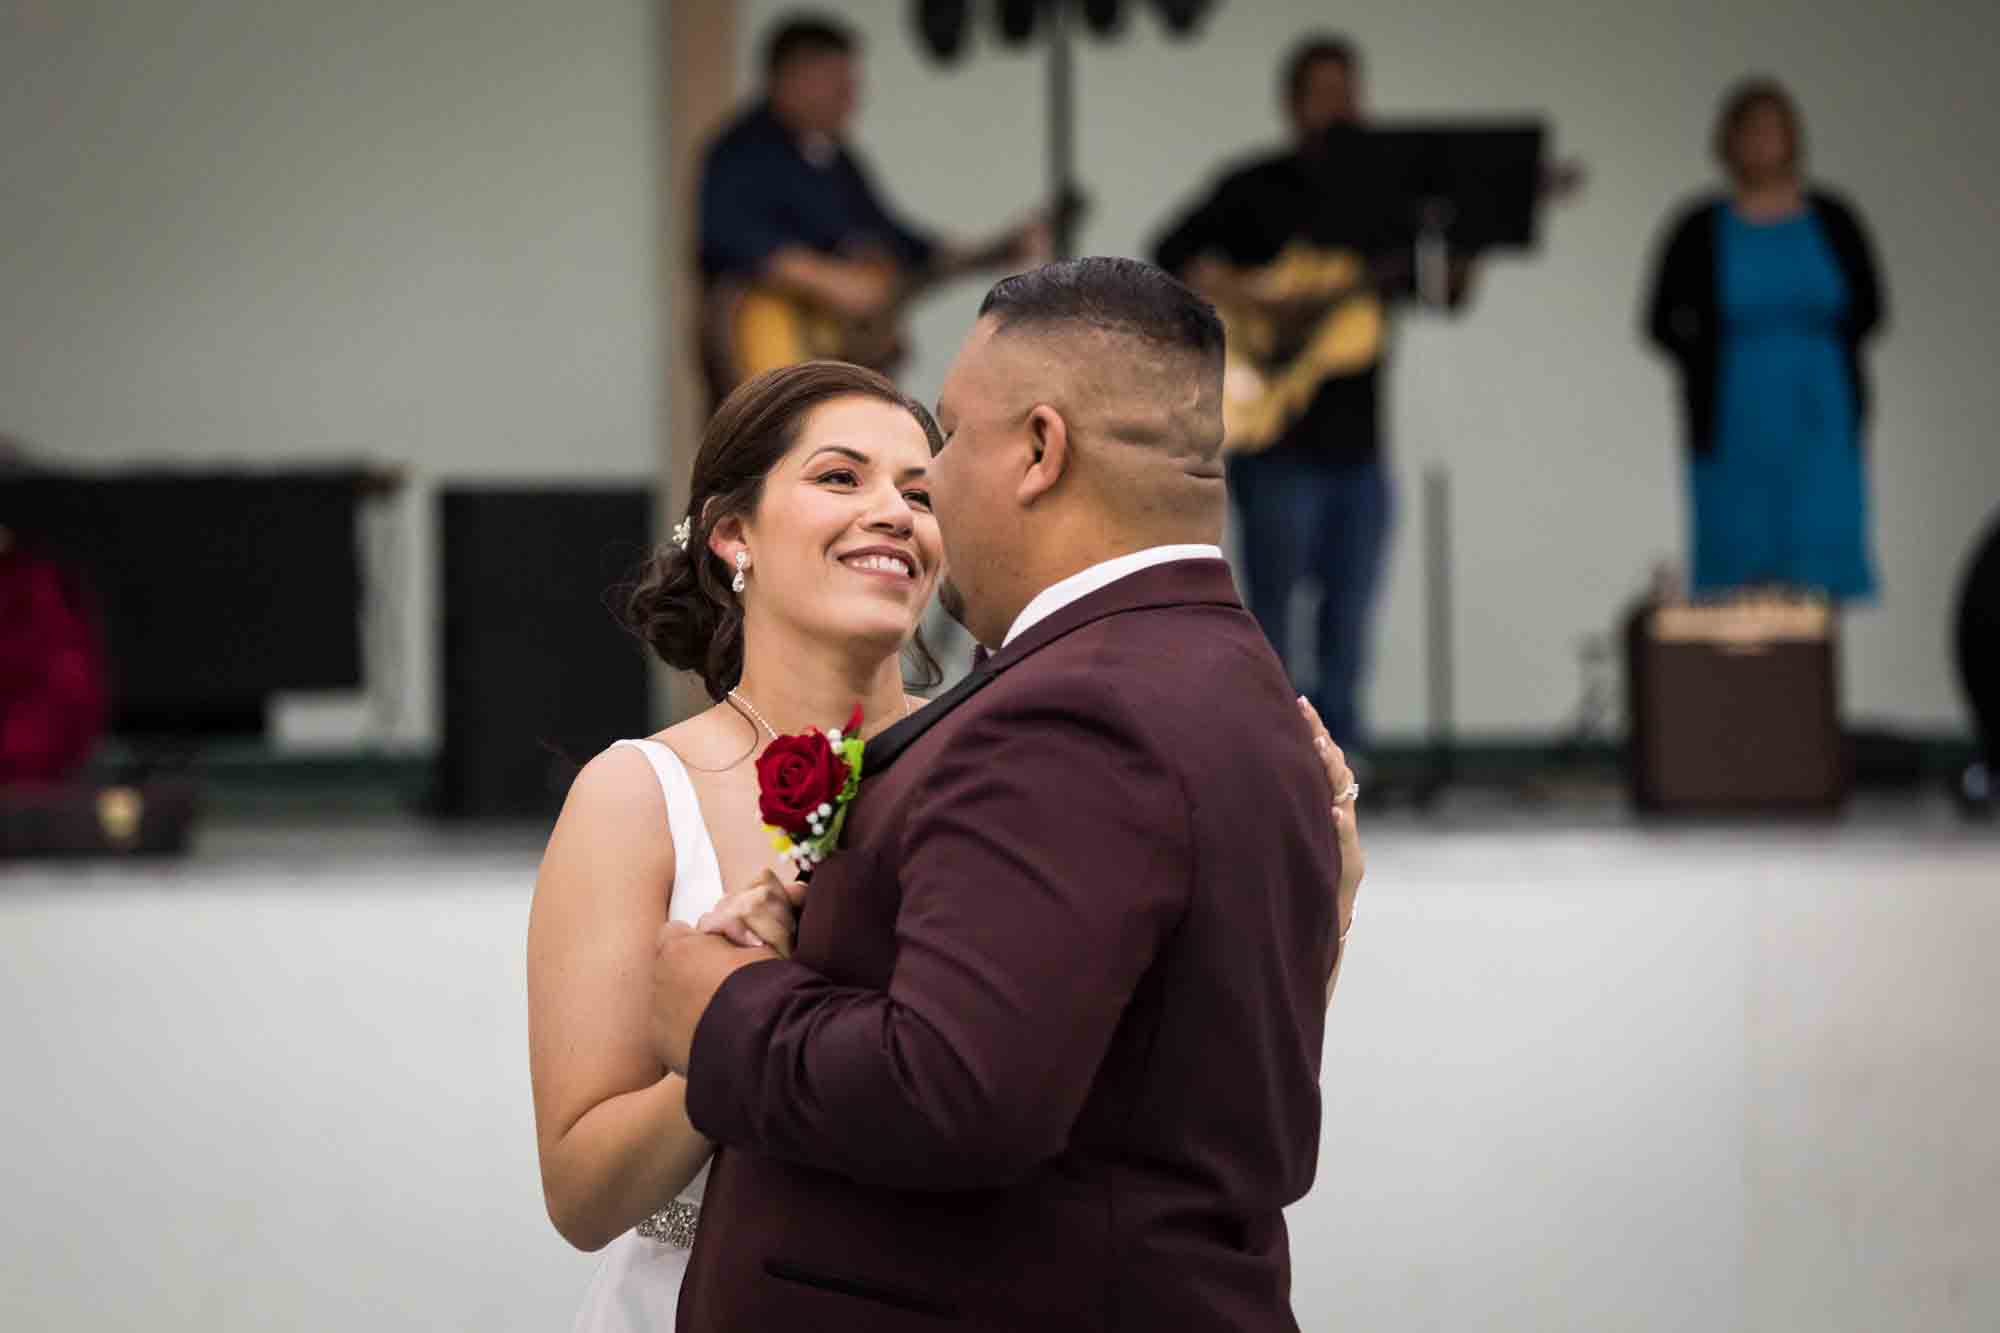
[[528, 747, 715, 1252]]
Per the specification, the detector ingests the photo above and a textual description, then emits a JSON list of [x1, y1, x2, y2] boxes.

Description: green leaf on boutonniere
[[839, 737, 865, 801]]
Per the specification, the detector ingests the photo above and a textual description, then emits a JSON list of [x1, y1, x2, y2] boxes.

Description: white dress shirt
[[1001, 544, 1225, 648]]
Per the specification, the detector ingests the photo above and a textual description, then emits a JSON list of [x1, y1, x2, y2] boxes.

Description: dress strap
[[611, 739, 701, 850], [609, 739, 726, 926]]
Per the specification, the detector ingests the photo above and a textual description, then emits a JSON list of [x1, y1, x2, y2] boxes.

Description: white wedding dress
[[570, 739, 727, 1333]]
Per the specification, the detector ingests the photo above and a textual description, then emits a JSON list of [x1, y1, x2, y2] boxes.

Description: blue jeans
[[1228, 447, 1393, 751]]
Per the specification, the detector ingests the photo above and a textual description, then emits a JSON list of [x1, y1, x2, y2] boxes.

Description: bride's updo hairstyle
[[624, 360, 945, 701]]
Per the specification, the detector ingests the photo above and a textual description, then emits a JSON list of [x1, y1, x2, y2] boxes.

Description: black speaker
[[437, 486, 654, 818], [3, 470, 367, 737]]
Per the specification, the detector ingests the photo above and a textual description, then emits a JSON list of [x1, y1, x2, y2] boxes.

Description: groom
[[652, 258, 1342, 1330]]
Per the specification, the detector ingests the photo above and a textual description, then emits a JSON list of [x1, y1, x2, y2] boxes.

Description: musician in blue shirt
[[697, 14, 1045, 400]]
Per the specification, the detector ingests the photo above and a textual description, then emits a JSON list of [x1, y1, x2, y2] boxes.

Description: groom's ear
[[1017, 404, 1068, 508]]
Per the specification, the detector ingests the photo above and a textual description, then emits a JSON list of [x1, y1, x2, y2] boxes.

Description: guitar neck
[[903, 235, 1012, 298], [954, 231, 1024, 274], [932, 187, 1087, 285]]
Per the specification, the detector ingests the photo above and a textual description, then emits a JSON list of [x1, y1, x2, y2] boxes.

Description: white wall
[[740, 0, 1999, 739], [0, 0, 663, 748], [5, 1, 1991, 748]]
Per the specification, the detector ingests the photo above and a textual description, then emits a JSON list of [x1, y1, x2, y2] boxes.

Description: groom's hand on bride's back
[[1297, 697, 1364, 956], [696, 870, 806, 959]]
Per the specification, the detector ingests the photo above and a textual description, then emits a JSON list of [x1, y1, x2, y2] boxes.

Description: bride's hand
[[1297, 698, 1364, 941], [696, 871, 807, 960]]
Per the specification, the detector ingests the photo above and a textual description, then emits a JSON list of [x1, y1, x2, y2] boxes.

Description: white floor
[[3, 807, 1997, 1331]]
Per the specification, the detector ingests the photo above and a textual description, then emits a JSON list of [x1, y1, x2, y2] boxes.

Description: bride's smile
[[836, 546, 920, 582]]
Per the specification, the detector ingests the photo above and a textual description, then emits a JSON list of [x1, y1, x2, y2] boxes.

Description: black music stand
[[1311, 122, 1555, 807], [1303, 122, 1549, 312], [1364, 123, 1549, 251]]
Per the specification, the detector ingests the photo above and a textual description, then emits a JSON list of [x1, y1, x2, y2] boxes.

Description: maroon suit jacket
[[680, 559, 1339, 1331]]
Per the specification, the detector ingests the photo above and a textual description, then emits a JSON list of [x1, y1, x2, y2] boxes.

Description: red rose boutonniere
[[755, 704, 865, 869]]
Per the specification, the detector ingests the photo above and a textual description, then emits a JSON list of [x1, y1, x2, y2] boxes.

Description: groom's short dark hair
[[978, 258, 1223, 367]]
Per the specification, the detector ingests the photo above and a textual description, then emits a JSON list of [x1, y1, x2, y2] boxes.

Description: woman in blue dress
[[1645, 79, 1887, 600]]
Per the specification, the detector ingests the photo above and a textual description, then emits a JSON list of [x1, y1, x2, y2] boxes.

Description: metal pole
[[1047, 0, 1075, 258], [1424, 463, 1456, 801], [660, 0, 735, 726]]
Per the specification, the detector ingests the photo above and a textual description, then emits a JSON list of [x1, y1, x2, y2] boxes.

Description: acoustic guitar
[[1216, 242, 1387, 456], [700, 191, 1088, 402], [703, 250, 916, 399], [1216, 160, 1585, 455]]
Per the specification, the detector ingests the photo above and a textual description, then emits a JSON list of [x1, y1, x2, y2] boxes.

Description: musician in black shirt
[[1153, 36, 1412, 757]]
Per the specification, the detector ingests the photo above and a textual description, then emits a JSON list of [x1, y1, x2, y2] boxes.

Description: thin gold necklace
[[729, 687, 911, 743]]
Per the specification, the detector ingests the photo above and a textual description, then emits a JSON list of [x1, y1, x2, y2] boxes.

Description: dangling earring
[[732, 550, 750, 594]]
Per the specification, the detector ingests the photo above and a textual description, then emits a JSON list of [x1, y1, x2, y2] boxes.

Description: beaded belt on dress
[[636, 1198, 700, 1249]]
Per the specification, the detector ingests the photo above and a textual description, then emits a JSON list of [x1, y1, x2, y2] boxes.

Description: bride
[[526, 359, 1362, 1331]]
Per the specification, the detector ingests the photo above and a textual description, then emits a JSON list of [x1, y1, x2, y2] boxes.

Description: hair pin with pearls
[[671, 517, 692, 551]]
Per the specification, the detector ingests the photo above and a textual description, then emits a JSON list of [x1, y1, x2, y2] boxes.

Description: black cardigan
[[1643, 188, 1885, 457]]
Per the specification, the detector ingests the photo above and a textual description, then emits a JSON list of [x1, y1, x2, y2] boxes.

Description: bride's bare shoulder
[[553, 705, 745, 856], [546, 742, 676, 875], [904, 693, 932, 716], [643, 703, 759, 769]]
